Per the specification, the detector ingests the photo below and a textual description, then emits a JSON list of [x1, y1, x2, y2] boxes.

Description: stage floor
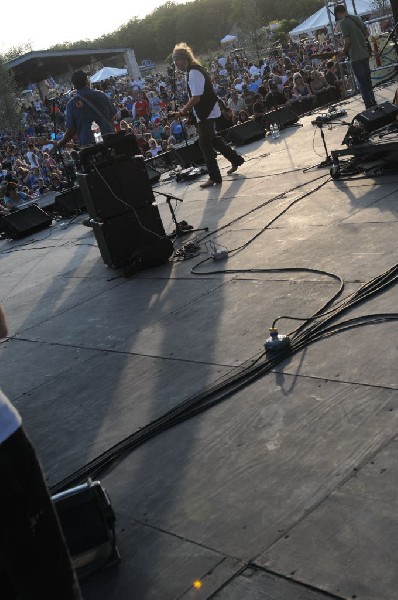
[[1, 83, 398, 600]]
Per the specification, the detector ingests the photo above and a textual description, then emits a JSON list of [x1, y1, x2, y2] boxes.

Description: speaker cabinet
[[2, 205, 52, 239], [228, 121, 265, 145], [54, 186, 86, 216], [145, 160, 161, 184], [92, 205, 172, 269], [263, 107, 299, 129], [356, 101, 398, 132], [77, 156, 155, 220], [171, 139, 205, 168], [52, 480, 120, 580]]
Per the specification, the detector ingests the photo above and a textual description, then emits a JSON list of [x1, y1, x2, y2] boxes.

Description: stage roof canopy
[[5, 48, 132, 87]]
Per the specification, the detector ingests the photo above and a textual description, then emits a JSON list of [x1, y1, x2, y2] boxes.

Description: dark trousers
[[351, 58, 376, 109], [197, 119, 242, 182], [0, 427, 82, 600]]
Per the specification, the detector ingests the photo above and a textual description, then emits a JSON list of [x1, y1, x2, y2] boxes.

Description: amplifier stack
[[77, 154, 173, 270]]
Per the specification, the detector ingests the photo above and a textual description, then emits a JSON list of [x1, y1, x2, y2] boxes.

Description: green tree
[[0, 56, 22, 134], [2, 43, 32, 62], [238, 0, 267, 61], [273, 18, 300, 43]]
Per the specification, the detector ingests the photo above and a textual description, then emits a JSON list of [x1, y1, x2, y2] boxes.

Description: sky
[[0, 0, 192, 54]]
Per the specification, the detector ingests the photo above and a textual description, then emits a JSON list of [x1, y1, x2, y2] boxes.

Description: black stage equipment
[[2, 205, 52, 239], [145, 159, 162, 184], [77, 145, 173, 272], [263, 107, 299, 130], [171, 139, 205, 168], [54, 186, 86, 217], [304, 119, 336, 170], [92, 207, 173, 270], [342, 102, 398, 146], [154, 190, 209, 237], [77, 156, 155, 220], [330, 139, 398, 179], [228, 121, 265, 146], [79, 132, 141, 173], [355, 101, 398, 133], [52, 479, 120, 580]]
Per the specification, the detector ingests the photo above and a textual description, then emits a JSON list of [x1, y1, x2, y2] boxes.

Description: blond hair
[[172, 43, 201, 66]]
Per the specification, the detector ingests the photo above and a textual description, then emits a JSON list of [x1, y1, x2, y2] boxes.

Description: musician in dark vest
[[172, 43, 244, 188]]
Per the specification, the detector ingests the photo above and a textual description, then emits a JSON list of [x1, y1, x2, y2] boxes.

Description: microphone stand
[[154, 191, 209, 237], [303, 121, 336, 171]]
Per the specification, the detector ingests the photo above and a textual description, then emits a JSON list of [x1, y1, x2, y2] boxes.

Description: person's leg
[[197, 119, 222, 184], [351, 58, 376, 109], [212, 133, 244, 173], [0, 427, 82, 600]]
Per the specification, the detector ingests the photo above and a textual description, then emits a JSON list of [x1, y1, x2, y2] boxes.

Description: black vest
[[187, 64, 218, 120]]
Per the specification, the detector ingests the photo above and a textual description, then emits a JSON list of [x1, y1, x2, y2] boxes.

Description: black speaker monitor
[[54, 186, 86, 216], [263, 107, 299, 129], [171, 139, 205, 168], [2, 205, 52, 239], [228, 121, 265, 146]]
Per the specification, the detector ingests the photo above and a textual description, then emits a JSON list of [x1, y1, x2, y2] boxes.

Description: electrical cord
[[49, 265, 398, 495]]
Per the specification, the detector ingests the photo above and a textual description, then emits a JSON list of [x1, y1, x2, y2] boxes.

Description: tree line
[[48, 0, 322, 62]]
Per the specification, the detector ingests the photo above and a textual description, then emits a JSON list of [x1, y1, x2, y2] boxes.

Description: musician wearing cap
[[55, 70, 117, 149], [172, 43, 244, 188], [334, 4, 376, 109]]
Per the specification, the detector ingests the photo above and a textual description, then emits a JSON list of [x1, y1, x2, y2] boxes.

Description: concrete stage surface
[[1, 84, 398, 600]]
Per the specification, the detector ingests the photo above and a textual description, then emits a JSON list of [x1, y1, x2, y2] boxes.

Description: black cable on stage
[[190, 171, 330, 250], [50, 261, 398, 495], [48, 133, 398, 493]]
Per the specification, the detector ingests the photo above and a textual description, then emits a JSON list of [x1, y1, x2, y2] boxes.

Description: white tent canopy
[[89, 66, 128, 83], [221, 34, 238, 44], [289, 0, 375, 38]]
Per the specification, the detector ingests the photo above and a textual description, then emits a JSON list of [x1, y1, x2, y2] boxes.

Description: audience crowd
[[1, 36, 350, 215]]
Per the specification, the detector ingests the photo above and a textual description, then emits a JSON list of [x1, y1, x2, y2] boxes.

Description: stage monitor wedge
[[2, 205, 52, 239], [228, 121, 265, 146], [54, 186, 86, 217], [263, 107, 299, 129], [171, 139, 205, 168]]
